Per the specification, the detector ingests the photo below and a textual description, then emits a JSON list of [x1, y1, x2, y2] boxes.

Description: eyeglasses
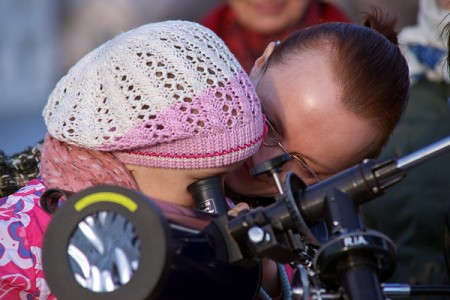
[[263, 116, 321, 183], [256, 41, 321, 184]]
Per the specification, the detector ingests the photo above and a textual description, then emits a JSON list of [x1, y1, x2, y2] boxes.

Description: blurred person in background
[[200, 0, 350, 72], [363, 0, 450, 294]]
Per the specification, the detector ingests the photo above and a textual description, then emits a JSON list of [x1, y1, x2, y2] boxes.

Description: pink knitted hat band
[[114, 124, 263, 169]]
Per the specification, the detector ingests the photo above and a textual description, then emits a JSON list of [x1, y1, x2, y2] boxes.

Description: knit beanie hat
[[43, 20, 264, 169]]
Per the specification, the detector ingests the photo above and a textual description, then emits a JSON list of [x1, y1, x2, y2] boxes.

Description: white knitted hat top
[[43, 20, 264, 169]]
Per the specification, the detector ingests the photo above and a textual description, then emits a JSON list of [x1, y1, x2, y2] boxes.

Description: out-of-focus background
[[0, 0, 418, 155]]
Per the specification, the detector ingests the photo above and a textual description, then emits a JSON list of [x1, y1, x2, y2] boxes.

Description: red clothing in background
[[201, 1, 351, 72]]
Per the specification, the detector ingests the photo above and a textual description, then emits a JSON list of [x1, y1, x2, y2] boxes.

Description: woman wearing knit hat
[[0, 20, 265, 299]]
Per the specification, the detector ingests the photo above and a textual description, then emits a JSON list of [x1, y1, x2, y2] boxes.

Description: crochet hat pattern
[[43, 20, 264, 169]]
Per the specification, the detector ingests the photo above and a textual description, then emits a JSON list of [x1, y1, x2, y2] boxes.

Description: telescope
[[41, 136, 450, 299]]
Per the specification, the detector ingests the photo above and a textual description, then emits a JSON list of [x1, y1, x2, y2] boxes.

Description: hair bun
[[362, 9, 399, 45]]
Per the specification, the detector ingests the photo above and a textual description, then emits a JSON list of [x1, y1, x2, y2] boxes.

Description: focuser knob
[[251, 154, 291, 195], [250, 154, 291, 177]]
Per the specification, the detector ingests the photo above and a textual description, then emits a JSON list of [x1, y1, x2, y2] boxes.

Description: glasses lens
[[263, 118, 281, 147], [263, 114, 320, 183], [290, 153, 320, 182], [263, 134, 279, 147]]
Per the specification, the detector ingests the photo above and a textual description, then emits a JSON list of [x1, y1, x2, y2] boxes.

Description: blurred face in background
[[439, 0, 450, 10], [227, 0, 311, 35]]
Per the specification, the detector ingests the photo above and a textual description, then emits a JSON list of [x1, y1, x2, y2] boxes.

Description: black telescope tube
[[295, 158, 405, 226]]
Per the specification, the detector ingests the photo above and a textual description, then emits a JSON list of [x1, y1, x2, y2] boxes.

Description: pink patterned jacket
[[0, 178, 54, 300]]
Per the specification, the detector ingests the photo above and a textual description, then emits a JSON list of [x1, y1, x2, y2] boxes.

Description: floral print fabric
[[0, 178, 53, 299]]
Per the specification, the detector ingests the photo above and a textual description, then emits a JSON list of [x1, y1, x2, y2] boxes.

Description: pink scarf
[[40, 134, 223, 218], [40, 134, 139, 193]]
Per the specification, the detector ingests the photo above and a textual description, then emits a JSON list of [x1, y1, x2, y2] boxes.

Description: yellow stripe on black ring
[[74, 192, 138, 212]]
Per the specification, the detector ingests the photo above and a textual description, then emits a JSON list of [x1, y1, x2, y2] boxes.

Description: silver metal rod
[[272, 171, 285, 195], [397, 136, 450, 171], [382, 283, 411, 297]]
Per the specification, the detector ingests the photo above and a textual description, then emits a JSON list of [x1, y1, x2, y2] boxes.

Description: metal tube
[[397, 136, 450, 171], [382, 283, 411, 297]]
